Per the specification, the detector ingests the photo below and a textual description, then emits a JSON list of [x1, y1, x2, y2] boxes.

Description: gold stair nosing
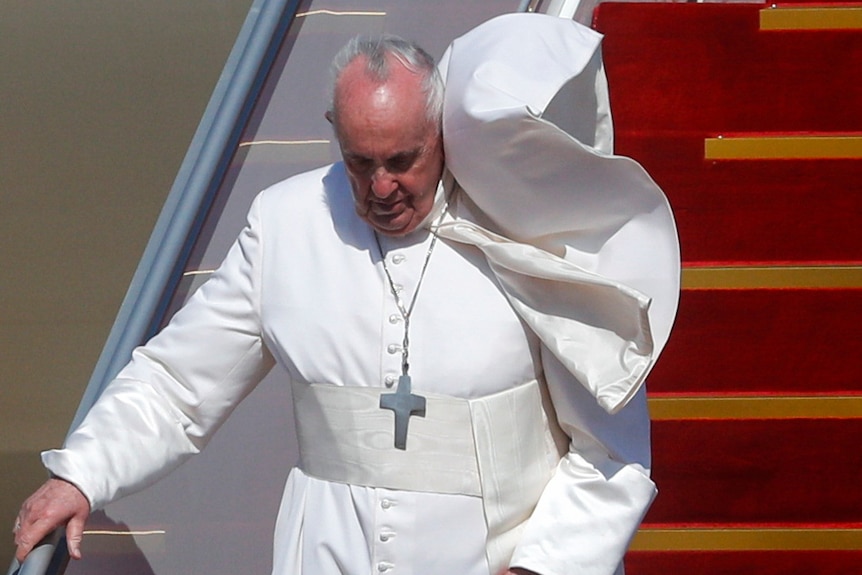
[[682, 265, 862, 290], [632, 526, 862, 551], [649, 395, 862, 420], [705, 135, 862, 160], [760, 5, 862, 31]]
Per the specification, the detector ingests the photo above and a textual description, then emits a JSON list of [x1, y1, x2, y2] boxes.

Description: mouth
[[363, 199, 415, 234], [368, 197, 407, 218]]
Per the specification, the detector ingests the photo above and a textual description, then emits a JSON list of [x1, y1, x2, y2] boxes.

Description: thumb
[[65, 515, 86, 560]]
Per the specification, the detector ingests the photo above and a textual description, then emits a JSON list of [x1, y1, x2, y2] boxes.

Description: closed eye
[[344, 155, 374, 174], [385, 150, 421, 174]]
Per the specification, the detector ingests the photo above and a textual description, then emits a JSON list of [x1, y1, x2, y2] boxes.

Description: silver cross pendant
[[379, 374, 426, 450]]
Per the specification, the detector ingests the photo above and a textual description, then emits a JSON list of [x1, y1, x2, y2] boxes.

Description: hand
[[13, 477, 90, 562]]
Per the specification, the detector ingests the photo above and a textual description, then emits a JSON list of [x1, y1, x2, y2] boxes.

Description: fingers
[[66, 514, 86, 560], [14, 511, 57, 563], [13, 478, 91, 563], [13, 515, 47, 564]]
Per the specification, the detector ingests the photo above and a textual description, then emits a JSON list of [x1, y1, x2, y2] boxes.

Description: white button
[[384, 374, 396, 388], [388, 314, 401, 324], [391, 254, 406, 264], [380, 499, 393, 509], [387, 344, 401, 354], [379, 533, 392, 542], [377, 562, 393, 572]]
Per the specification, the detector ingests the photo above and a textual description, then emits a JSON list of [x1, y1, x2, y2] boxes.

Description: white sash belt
[[290, 379, 565, 574]]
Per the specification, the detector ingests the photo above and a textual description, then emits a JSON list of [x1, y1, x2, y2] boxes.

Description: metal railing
[[6, 531, 66, 575], [7, 0, 298, 573]]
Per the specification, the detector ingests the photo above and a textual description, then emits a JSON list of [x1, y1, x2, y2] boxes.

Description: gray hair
[[327, 34, 443, 130]]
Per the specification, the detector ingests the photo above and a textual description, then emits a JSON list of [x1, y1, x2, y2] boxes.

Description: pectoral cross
[[380, 374, 426, 450]]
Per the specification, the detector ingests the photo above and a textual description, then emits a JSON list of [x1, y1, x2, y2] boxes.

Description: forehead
[[334, 57, 435, 154]]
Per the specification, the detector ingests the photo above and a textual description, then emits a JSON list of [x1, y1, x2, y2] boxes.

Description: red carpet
[[652, 289, 862, 394], [596, 2, 862, 265], [593, 2, 862, 572], [650, 419, 862, 524]]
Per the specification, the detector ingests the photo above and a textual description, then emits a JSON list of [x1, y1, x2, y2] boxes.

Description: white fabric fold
[[434, 13, 680, 414], [436, 214, 652, 414], [468, 379, 561, 574]]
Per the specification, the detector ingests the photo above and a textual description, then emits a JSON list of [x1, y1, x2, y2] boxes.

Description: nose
[[370, 167, 397, 198]]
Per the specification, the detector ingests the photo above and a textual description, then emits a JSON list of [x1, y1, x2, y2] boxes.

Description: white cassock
[[43, 13, 679, 575]]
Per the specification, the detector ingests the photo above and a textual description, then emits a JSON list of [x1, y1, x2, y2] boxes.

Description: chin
[[369, 213, 419, 237], [373, 224, 415, 237]]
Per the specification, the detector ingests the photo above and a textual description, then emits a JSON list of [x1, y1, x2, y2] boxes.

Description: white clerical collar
[[417, 171, 452, 232]]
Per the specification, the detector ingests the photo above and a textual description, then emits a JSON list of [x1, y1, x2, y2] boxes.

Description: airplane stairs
[[592, 2, 862, 573]]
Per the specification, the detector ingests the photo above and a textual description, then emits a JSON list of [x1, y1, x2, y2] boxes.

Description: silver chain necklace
[[375, 210, 446, 450], [374, 229, 439, 377]]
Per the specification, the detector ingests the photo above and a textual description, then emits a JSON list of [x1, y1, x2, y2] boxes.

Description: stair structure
[[593, 2, 862, 573]]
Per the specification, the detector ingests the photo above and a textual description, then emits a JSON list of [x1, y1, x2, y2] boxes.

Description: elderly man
[[15, 14, 679, 575]]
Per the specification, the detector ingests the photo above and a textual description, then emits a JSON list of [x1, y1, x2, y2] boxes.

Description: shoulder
[[255, 163, 347, 212], [244, 163, 354, 230], [245, 162, 367, 247]]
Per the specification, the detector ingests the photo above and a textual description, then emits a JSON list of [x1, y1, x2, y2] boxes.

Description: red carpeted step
[[650, 288, 862, 395], [594, 3, 862, 571], [593, 3, 862, 265], [594, 4, 862, 135], [619, 136, 862, 264], [626, 550, 862, 575], [646, 419, 862, 524]]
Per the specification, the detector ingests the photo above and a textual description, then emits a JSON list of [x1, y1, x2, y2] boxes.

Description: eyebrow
[[345, 145, 424, 165], [389, 147, 423, 163]]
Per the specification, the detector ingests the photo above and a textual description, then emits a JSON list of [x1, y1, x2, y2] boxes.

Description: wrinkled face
[[330, 57, 444, 236]]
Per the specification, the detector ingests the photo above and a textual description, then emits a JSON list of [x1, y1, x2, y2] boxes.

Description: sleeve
[[42, 193, 276, 510], [509, 348, 656, 575]]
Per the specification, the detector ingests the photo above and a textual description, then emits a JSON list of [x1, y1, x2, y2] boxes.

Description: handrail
[[70, 0, 301, 431], [7, 0, 298, 574], [6, 531, 66, 575]]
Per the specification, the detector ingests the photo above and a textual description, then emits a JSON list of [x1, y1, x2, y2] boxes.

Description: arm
[[509, 350, 656, 575], [17, 194, 275, 559]]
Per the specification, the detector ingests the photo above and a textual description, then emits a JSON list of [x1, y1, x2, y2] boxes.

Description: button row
[[376, 498, 397, 573]]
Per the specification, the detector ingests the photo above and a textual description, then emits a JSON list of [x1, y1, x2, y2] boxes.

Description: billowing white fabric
[[437, 205, 653, 414], [42, 13, 677, 575], [438, 13, 680, 414]]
